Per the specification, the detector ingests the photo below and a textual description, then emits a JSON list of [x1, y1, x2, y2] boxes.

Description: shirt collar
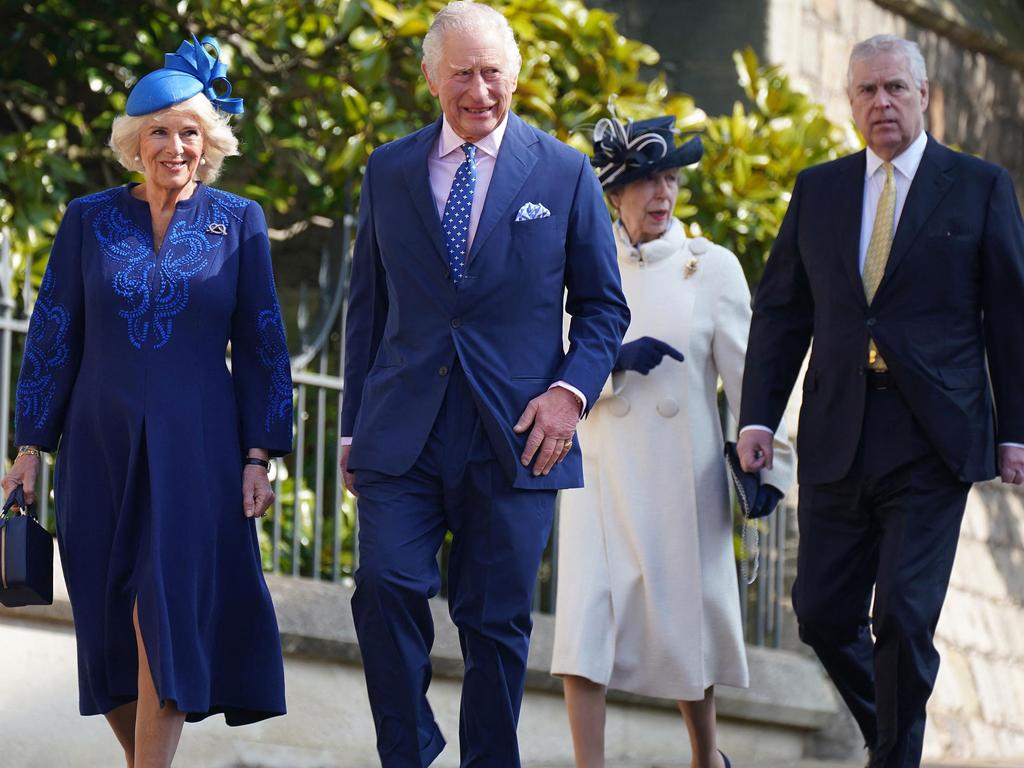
[[865, 130, 928, 182], [438, 114, 508, 160]]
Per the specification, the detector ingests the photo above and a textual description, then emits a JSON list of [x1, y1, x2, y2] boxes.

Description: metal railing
[[1, 215, 786, 645]]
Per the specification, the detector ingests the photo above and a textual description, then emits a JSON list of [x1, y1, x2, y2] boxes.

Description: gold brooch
[[684, 257, 698, 278]]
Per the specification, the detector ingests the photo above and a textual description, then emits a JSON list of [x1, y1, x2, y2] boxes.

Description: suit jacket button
[[607, 395, 630, 417], [866, 317, 876, 327], [439, 366, 449, 376], [451, 318, 462, 328], [657, 397, 679, 417]]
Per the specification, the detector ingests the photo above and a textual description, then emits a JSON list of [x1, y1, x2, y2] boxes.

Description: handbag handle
[[2, 485, 37, 520]]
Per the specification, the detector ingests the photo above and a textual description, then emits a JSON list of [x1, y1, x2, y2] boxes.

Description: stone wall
[[928, 483, 1024, 759]]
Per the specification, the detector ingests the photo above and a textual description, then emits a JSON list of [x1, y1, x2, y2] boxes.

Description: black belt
[[864, 369, 896, 390]]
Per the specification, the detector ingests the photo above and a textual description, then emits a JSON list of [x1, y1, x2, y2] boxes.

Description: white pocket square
[[515, 202, 551, 222]]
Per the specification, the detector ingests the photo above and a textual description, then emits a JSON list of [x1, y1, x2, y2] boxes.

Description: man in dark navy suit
[[737, 35, 1024, 768], [338, 2, 628, 765]]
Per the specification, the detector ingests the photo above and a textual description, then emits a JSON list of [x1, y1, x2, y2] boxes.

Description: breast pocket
[[925, 218, 979, 253], [511, 216, 567, 277]]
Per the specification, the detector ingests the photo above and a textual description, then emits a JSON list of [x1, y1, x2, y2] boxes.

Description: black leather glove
[[751, 484, 783, 519], [613, 336, 685, 375]]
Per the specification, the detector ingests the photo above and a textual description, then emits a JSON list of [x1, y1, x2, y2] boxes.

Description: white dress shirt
[[858, 130, 927, 273]]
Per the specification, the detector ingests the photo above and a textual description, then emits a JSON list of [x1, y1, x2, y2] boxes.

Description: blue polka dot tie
[[441, 143, 477, 284]]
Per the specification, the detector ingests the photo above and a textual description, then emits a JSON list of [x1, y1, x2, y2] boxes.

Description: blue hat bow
[[126, 34, 244, 116]]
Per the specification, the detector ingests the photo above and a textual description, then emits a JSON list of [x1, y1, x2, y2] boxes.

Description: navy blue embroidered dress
[[14, 184, 292, 725]]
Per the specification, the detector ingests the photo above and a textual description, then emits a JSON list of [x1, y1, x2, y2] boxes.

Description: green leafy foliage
[[682, 49, 861, 285], [1, 0, 698, 278]]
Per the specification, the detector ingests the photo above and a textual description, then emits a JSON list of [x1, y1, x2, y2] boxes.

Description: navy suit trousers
[[792, 385, 970, 767], [351, 363, 556, 768]]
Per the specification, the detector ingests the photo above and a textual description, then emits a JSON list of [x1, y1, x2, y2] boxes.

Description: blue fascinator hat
[[591, 114, 702, 190], [126, 34, 243, 116]]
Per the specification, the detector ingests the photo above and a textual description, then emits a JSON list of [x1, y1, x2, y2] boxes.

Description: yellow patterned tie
[[863, 161, 895, 370]]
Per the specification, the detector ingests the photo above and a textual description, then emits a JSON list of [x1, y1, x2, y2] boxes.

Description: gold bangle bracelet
[[16, 446, 41, 458]]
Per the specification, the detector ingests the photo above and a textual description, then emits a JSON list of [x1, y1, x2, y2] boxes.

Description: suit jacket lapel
[[402, 118, 449, 265], [837, 151, 868, 305], [467, 114, 538, 265], [877, 136, 955, 296]]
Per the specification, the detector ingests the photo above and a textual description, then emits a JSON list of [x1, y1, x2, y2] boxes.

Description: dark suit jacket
[[341, 114, 629, 489], [740, 136, 1024, 484]]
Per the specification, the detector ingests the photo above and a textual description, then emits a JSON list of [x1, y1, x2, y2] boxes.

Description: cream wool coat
[[551, 218, 794, 700]]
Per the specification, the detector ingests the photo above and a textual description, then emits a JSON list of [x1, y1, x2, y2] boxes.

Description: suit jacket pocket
[[512, 215, 567, 239], [938, 366, 985, 390]]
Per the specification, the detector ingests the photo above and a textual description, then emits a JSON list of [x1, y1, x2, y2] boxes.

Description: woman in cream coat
[[551, 115, 795, 768]]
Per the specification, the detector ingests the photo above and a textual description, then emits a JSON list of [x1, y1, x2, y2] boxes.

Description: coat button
[[866, 318, 876, 327], [607, 395, 630, 417], [451, 318, 461, 328], [656, 397, 679, 417], [438, 366, 449, 376]]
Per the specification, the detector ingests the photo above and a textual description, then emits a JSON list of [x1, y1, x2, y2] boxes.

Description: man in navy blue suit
[[339, 2, 629, 765], [737, 35, 1024, 767]]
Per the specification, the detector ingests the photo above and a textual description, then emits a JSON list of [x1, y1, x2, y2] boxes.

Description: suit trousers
[[792, 383, 970, 768], [351, 363, 556, 768]]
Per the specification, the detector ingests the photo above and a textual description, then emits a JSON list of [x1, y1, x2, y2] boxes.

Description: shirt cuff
[[1000, 442, 1024, 449], [550, 381, 587, 416], [739, 424, 775, 435], [340, 436, 353, 446]]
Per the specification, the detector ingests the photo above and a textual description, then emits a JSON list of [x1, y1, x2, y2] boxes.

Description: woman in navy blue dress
[[1, 35, 291, 766]]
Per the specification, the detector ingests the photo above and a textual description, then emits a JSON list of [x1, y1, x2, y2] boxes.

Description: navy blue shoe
[[719, 750, 731, 768]]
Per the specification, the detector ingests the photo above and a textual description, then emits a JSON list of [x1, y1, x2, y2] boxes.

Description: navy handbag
[[0, 485, 53, 607]]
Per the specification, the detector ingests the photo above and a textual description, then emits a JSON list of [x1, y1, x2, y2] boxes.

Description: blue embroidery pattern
[[256, 292, 292, 432], [16, 268, 71, 429], [86, 186, 250, 348]]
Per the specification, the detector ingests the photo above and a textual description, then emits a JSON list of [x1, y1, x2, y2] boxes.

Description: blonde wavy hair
[[109, 94, 239, 183]]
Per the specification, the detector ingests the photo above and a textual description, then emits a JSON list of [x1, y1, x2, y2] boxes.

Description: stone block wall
[[927, 483, 1024, 759]]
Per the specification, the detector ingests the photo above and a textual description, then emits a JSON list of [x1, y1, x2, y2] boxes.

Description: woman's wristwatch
[[244, 456, 270, 471], [17, 445, 41, 459]]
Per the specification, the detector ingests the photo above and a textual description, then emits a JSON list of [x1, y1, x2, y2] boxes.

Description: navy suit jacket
[[740, 136, 1024, 484], [341, 114, 629, 489]]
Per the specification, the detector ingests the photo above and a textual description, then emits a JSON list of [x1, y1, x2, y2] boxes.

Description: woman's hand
[[242, 452, 274, 518], [1, 452, 42, 507]]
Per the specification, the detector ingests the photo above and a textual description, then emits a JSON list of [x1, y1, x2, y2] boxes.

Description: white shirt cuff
[[1000, 442, 1024, 449], [740, 424, 775, 435], [550, 381, 587, 416], [340, 436, 353, 446]]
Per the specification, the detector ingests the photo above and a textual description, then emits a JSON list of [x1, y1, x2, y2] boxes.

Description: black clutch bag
[[724, 441, 767, 519], [0, 485, 53, 607], [724, 440, 773, 585]]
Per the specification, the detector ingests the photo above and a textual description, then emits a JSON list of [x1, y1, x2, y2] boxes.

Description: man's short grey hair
[[422, 1, 522, 82], [847, 35, 928, 90]]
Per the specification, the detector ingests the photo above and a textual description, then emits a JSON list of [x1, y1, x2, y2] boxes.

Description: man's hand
[[613, 336, 685, 375], [513, 387, 580, 476], [340, 443, 358, 497], [998, 445, 1024, 485], [737, 428, 774, 472], [1, 453, 41, 507]]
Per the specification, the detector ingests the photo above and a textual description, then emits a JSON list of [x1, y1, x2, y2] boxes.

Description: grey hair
[[848, 35, 928, 90], [109, 94, 239, 183], [422, 1, 522, 82]]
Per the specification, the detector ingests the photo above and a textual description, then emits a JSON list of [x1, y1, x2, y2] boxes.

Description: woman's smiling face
[[138, 110, 205, 193]]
